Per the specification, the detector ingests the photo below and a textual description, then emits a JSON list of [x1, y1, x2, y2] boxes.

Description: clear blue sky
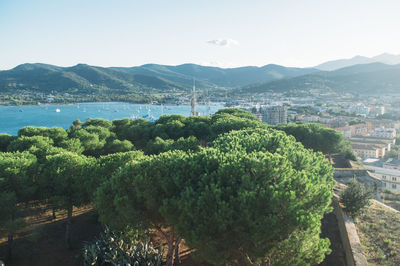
[[1, 0, 399, 70]]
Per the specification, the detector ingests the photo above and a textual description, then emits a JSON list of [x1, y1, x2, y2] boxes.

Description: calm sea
[[0, 102, 224, 135]]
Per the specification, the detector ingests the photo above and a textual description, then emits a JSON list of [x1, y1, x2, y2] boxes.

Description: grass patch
[[380, 190, 400, 211], [356, 201, 400, 266]]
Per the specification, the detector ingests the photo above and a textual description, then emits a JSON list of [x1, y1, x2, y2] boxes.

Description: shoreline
[[0, 100, 224, 108], [0, 102, 224, 135]]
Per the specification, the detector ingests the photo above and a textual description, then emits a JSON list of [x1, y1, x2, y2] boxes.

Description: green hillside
[[4, 61, 400, 103], [0, 62, 317, 94], [0, 63, 183, 94], [242, 63, 400, 94], [121, 63, 317, 88]]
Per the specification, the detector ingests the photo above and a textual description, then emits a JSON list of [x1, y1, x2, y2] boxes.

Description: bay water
[[0, 102, 223, 135]]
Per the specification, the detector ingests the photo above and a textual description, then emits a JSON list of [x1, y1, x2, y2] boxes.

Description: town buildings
[[336, 123, 371, 138], [366, 165, 400, 192], [260, 105, 287, 125], [348, 104, 370, 116], [351, 143, 386, 158], [370, 127, 396, 139]]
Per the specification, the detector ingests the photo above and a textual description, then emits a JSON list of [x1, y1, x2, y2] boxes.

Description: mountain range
[[243, 62, 400, 95], [1, 53, 400, 98], [315, 53, 400, 71], [0, 63, 318, 97]]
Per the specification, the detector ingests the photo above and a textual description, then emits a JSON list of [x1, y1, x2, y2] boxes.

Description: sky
[[1, 0, 400, 70]]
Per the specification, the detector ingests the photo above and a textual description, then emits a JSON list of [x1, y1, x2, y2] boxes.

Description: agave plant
[[83, 227, 164, 266]]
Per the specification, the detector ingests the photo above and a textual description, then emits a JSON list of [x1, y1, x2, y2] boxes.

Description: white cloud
[[207, 38, 239, 47]]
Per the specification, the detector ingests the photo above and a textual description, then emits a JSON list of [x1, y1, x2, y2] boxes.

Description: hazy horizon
[[2, 52, 400, 72], [1, 0, 400, 70]]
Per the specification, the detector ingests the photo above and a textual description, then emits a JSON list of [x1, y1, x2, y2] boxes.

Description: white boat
[[56, 108, 61, 113]]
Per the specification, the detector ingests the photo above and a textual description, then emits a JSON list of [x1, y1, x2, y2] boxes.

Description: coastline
[[0, 102, 224, 135]]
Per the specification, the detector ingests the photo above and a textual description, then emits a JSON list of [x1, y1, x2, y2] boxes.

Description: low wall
[[332, 196, 368, 266], [333, 169, 369, 178], [334, 171, 382, 194]]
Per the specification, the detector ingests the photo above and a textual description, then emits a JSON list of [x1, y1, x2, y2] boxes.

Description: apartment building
[[336, 123, 371, 138], [350, 137, 393, 152], [370, 127, 396, 139], [260, 105, 287, 125], [367, 166, 400, 192], [352, 143, 386, 158]]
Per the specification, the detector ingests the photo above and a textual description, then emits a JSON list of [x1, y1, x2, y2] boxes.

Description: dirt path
[[0, 206, 101, 266]]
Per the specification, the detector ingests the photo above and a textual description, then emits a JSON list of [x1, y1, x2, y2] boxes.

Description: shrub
[[341, 178, 373, 217], [82, 227, 164, 266], [343, 149, 357, 161]]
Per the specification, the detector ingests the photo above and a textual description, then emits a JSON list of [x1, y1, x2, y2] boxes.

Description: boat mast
[[190, 78, 198, 116]]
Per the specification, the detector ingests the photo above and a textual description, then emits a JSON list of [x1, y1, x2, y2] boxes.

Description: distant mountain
[[316, 53, 400, 71], [116, 63, 317, 88], [0, 63, 317, 96], [0, 63, 185, 95], [243, 62, 400, 95]]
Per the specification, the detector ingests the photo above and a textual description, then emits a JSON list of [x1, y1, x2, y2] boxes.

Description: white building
[[349, 104, 370, 116], [352, 143, 386, 159], [383, 158, 400, 171], [370, 106, 385, 116], [366, 166, 400, 192], [370, 127, 396, 139], [260, 105, 287, 125]]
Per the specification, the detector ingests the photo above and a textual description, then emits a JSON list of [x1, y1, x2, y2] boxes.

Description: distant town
[[206, 91, 400, 194]]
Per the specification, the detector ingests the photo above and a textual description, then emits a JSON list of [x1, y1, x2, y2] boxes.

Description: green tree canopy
[[59, 138, 85, 154], [119, 119, 153, 150], [213, 108, 259, 121], [145, 136, 200, 155], [86, 151, 145, 198], [211, 113, 265, 136], [275, 122, 348, 156], [69, 129, 105, 157], [95, 128, 335, 265], [40, 151, 95, 248], [82, 118, 113, 129], [7, 135, 54, 152], [18, 126, 68, 146], [103, 139, 134, 154], [84, 125, 115, 142], [0, 134, 15, 152], [0, 152, 37, 259], [0, 151, 37, 205]]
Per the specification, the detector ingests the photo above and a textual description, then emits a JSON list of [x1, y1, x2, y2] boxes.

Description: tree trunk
[[259, 260, 271, 266], [52, 208, 56, 220], [6, 214, 15, 261], [154, 225, 179, 266], [173, 237, 182, 265], [166, 229, 175, 266], [237, 256, 253, 266], [234, 251, 253, 266], [6, 232, 13, 261], [65, 205, 73, 249]]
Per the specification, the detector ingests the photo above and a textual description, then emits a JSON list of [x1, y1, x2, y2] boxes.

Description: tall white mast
[[191, 78, 197, 116], [206, 88, 211, 116]]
